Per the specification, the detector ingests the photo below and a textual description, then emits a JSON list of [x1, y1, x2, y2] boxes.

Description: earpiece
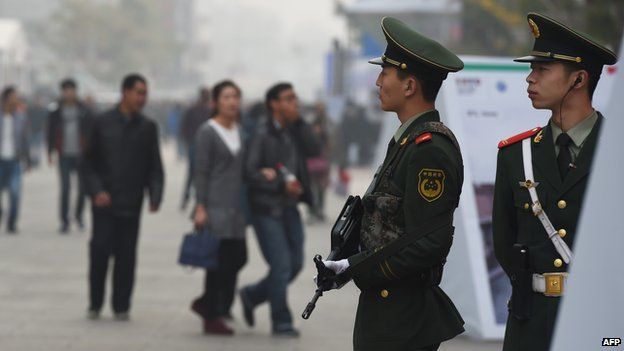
[[574, 76, 582, 86]]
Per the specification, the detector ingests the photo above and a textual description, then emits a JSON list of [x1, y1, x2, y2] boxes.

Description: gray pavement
[[0, 143, 503, 350]]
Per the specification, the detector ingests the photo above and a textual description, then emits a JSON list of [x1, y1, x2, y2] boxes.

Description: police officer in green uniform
[[321, 17, 465, 351], [493, 13, 617, 351]]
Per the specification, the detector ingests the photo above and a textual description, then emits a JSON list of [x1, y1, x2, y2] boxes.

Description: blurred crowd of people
[[0, 74, 382, 337], [0, 79, 385, 231]]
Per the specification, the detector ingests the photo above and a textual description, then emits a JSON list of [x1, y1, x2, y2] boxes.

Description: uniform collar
[[550, 110, 598, 148], [393, 109, 435, 142], [537, 112, 603, 195]]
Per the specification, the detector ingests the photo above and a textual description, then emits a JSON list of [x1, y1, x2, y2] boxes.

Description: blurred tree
[[458, 0, 523, 56], [41, 0, 183, 87], [458, 0, 623, 57], [584, 0, 624, 52]]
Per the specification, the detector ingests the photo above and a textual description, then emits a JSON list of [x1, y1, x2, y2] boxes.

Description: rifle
[[301, 195, 363, 320]]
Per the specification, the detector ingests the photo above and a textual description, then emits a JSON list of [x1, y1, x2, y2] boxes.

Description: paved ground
[[0, 143, 503, 350]]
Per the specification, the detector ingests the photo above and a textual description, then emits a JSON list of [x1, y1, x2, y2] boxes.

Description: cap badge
[[528, 18, 540, 38]]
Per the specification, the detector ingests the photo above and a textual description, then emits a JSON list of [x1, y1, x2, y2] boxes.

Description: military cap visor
[[514, 12, 617, 67], [368, 57, 384, 65], [369, 17, 464, 80]]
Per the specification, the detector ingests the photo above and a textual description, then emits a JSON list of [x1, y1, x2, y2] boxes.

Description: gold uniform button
[[558, 229, 567, 238], [554, 259, 563, 268], [558, 200, 567, 209], [380, 289, 389, 298], [524, 203, 530, 210]]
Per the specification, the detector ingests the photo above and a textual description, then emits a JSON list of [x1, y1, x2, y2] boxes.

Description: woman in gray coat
[[190, 80, 247, 335]]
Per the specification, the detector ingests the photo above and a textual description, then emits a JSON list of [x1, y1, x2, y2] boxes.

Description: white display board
[[439, 56, 617, 339]]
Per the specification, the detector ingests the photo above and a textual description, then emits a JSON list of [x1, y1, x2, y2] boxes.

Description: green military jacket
[[347, 110, 465, 350], [492, 114, 603, 351]]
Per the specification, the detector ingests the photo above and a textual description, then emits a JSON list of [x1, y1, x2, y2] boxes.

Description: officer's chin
[[529, 99, 547, 110], [378, 99, 392, 112]]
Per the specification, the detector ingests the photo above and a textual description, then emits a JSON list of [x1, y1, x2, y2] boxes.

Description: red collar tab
[[415, 132, 433, 145]]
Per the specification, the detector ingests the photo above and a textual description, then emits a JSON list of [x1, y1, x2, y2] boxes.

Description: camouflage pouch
[[360, 192, 404, 250]]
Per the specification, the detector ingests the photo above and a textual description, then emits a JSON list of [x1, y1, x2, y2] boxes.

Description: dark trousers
[[182, 144, 196, 203], [355, 343, 440, 351], [0, 159, 21, 230], [200, 239, 247, 319], [59, 155, 86, 225], [89, 208, 140, 313], [244, 207, 304, 331], [308, 175, 327, 219]]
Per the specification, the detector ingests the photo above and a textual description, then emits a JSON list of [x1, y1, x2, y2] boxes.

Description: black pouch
[[510, 244, 533, 321]]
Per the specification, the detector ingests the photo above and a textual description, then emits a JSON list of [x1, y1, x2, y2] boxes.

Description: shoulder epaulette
[[498, 127, 542, 149], [406, 121, 461, 152], [415, 132, 432, 145]]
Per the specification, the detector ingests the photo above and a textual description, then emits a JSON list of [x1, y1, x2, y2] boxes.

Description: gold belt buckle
[[543, 272, 567, 297]]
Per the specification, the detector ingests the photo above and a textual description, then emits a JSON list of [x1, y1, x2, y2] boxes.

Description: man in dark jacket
[[47, 78, 93, 233], [81, 74, 164, 320], [239, 82, 319, 337]]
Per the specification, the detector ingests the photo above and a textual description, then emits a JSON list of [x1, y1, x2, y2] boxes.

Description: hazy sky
[[0, 0, 354, 100], [195, 0, 350, 101]]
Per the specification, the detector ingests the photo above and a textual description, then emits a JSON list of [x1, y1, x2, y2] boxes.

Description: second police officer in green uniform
[[321, 17, 466, 351], [493, 13, 617, 351]]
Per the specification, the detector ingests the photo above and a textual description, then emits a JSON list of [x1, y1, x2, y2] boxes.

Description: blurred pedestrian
[[0, 86, 31, 234], [26, 94, 47, 168], [306, 102, 331, 223], [180, 87, 211, 210], [81, 74, 164, 320], [339, 99, 371, 166], [166, 102, 182, 141], [239, 82, 320, 337], [241, 101, 267, 143], [47, 78, 93, 233], [84, 95, 99, 114], [190, 80, 247, 335]]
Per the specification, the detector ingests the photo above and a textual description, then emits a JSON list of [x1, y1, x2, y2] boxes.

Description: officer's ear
[[403, 76, 419, 98], [395, 68, 419, 98], [572, 70, 590, 90]]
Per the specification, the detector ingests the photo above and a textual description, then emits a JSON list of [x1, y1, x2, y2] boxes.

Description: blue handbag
[[178, 227, 220, 269]]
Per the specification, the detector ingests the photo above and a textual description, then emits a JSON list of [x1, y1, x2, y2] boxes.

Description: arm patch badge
[[418, 168, 445, 202]]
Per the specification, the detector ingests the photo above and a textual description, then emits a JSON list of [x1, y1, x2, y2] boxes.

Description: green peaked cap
[[369, 16, 464, 80], [515, 12, 617, 73]]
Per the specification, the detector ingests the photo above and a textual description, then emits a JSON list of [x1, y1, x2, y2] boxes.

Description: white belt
[[521, 139, 574, 264], [532, 272, 569, 297]]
